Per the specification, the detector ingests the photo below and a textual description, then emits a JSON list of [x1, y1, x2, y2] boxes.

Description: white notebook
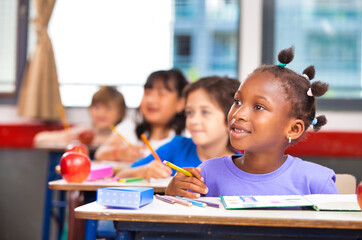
[[221, 194, 360, 211]]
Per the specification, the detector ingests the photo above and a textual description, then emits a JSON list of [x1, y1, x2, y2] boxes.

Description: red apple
[[78, 129, 95, 145], [357, 181, 362, 211], [60, 152, 91, 183], [65, 141, 89, 156]]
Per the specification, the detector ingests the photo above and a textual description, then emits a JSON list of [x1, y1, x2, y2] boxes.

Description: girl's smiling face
[[140, 78, 184, 126], [185, 88, 228, 148], [228, 72, 294, 153], [89, 101, 120, 130]]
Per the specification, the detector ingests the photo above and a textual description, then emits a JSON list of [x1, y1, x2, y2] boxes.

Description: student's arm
[[117, 160, 172, 180], [94, 133, 145, 162], [117, 139, 176, 179], [33, 127, 78, 146], [165, 167, 208, 198]]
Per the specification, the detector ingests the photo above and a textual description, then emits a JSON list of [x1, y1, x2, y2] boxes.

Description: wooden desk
[[75, 198, 362, 240], [48, 178, 171, 193], [49, 177, 171, 240], [36, 144, 98, 240]]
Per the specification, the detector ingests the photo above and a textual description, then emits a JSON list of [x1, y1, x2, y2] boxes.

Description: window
[[44, 0, 240, 107], [173, 0, 240, 81], [174, 35, 192, 70], [269, 0, 362, 101], [0, 0, 18, 94], [211, 32, 238, 71], [0, 0, 28, 104]]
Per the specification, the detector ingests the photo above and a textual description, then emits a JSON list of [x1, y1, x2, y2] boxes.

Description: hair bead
[[307, 88, 313, 97], [302, 74, 309, 81], [311, 118, 317, 126]]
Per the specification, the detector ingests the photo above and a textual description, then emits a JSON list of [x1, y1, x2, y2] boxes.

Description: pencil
[[140, 134, 161, 162], [162, 160, 193, 177], [56, 104, 70, 130], [109, 125, 133, 146], [193, 199, 221, 208], [155, 194, 175, 204], [176, 196, 206, 208], [166, 196, 192, 207], [118, 177, 144, 183]]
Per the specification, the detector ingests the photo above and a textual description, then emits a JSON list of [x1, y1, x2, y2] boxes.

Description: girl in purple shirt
[[166, 47, 338, 197]]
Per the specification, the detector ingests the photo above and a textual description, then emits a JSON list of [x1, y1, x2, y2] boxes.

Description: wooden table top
[[48, 177, 171, 193], [75, 198, 362, 230]]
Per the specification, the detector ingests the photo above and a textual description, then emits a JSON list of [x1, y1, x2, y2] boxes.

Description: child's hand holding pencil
[[165, 166, 208, 199], [142, 160, 172, 180]]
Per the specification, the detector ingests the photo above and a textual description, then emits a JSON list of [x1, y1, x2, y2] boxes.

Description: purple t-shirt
[[200, 155, 338, 197]]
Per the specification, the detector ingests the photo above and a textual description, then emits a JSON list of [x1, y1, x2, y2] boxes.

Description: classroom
[[1, 0, 362, 240]]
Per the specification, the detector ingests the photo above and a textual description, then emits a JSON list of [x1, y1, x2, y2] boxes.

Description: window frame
[[262, 0, 362, 111], [0, 0, 29, 104]]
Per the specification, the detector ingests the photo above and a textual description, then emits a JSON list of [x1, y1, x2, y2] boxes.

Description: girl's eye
[[185, 111, 193, 116], [158, 89, 170, 97], [254, 105, 265, 111], [202, 110, 210, 115], [144, 90, 151, 96], [234, 99, 242, 106], [106, 105, 114, 111]]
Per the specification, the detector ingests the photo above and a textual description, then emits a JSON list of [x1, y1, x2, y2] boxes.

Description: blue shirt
[[131, 136, 201, 175], [200, 155, 338, 197]]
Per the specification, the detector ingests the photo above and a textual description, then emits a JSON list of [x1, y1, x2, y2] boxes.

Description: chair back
[[335, 174, 357, 194]]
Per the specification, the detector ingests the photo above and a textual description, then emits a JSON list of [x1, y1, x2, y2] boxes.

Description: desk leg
[[85, 220, 97, 240], [42, 177, 53, 240], [67, 190, 85, 240], [42, 152, 66, 240]]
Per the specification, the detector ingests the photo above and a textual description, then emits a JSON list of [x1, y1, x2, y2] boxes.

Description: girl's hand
[[143, 160, 172, 180], [165, 167, 208, 198], [116, 145, 146, 162]]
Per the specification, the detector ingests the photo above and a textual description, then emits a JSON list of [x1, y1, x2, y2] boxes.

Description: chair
[[335, 174, 357, 194]]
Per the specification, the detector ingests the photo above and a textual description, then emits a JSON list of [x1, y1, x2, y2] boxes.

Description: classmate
[[33, 86, 126, 146], [94, 69, 188, 163], [116, 76, 241, 180], [165, 47, 339, 197]]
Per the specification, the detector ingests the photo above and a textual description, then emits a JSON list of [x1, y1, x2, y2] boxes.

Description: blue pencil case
[[97, 187, 154, 209]]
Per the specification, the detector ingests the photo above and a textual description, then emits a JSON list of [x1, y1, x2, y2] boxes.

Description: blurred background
[[0, 0, 361, 239]]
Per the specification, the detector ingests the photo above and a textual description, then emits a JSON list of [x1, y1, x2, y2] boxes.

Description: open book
[[220, 194, 360, 211]]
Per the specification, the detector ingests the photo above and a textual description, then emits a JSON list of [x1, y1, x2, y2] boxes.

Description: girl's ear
[[286, 119, 305, 141], [176, 97, 186, 113]]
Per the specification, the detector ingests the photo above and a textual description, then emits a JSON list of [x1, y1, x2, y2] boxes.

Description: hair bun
[[313, 115, 327, 132], [302, 65, 315, 81], [278, 46, 295, 64], [310, 81, 329, 97]]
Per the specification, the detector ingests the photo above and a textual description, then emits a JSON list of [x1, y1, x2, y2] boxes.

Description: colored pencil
[[186, 198, 221, 208], [165, 196, 192, 207], [118, 177, 144, 183], [163, 160, 193, 177], [109, 125, 133, 146], [155, 194, 175, 204], [140, 134, 161, 162], [176, 196, 206, 208], [109, 176, 119, 182], [56, 104, 70, 130]]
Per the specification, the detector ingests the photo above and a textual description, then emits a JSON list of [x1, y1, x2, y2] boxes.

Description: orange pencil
[[140, 134, 161, 162], [109, 125, 133, 146], [56, 104, 70, 130]]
